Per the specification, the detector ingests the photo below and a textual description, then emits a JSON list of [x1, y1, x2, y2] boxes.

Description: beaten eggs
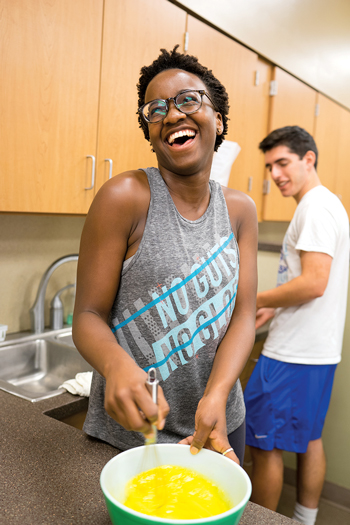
[[123, 465, 232, 519]]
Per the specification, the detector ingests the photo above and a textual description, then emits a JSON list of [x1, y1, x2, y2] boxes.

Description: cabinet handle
[[248, 177, 253, 192], [105, 158, 113, 179], [85, 155, 96, 190], [263, 180, 271, 195]]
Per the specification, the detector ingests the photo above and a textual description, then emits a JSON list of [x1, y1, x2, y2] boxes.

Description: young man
[[244, 126, 349, 525]]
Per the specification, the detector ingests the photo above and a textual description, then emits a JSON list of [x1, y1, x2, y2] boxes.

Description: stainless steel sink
[[54, 331, 74, 346], [0, 330, 93, 402]]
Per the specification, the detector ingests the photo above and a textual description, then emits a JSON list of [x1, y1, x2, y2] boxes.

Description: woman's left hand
[[178, 394, 240, 464]]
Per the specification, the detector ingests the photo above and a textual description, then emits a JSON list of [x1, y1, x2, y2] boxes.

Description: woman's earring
[[217, 128, 222, 135]]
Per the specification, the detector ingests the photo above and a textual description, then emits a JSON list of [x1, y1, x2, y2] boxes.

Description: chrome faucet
[[50, 282, 76, 331], [29, 254, 79, 334]]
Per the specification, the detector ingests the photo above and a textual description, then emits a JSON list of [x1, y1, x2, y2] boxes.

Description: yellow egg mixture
[[123, 465, 232, 519]]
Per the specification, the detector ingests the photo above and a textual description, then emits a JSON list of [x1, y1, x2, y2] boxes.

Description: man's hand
[[255, 307, 275, 329]]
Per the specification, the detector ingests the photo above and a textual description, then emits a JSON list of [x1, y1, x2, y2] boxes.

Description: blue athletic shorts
[[244, 355, 337, 453]]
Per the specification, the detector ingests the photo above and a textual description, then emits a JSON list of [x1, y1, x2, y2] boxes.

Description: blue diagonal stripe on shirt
[[143, 288, 237, 372], [111, 233, 234, 333]]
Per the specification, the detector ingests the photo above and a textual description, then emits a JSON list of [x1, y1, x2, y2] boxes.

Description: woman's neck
[[159, 167, 212, 221]]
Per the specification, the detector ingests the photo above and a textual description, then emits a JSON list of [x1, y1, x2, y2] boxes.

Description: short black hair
[[259, 126, 318, 169], [137, 45, 229, 152]]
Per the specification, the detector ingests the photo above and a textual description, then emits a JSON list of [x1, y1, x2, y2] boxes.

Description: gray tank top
[[84, 167, 245, 450]]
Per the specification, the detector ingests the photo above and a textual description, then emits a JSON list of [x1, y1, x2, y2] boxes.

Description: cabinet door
[[0, 0, 103, 213], [334, 107, 350, 217], [262, 67, 318, 221], [186, 16, 271, 221], [95, 0, 187, 190], [239, 339, 264, 391], [314, 93, 343, 193]]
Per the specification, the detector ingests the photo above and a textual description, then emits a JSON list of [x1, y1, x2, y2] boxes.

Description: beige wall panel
[[186, 16, 271, 220], [95, 0, 187, 189], [314, 94, 343, 193], [335, 108, 350, 218], [262, 67, 318, 221], [0, 215, 85, 333], [0, 0, 103, 213], [321, 275, 350, 489]]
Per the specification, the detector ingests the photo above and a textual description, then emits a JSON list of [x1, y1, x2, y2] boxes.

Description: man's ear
[[304, 150, 316, 169]]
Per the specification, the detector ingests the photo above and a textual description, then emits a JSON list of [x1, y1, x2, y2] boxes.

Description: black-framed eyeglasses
[[138, 89, 217, 124]]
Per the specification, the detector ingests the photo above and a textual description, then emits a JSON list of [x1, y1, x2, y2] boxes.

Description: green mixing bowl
[[100, 444, 251, 525]]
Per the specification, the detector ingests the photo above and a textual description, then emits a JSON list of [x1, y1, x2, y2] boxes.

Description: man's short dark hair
[[259, 126, 318, 169], [137, 45, 229, 152]]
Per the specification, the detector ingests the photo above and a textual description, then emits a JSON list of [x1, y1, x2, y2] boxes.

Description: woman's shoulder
[[221, 185, 257, 216], [93, 169, 150, 207], [102, 168, 149, 195], [220, 186, 257, 243], [86, 169, 151, 229]]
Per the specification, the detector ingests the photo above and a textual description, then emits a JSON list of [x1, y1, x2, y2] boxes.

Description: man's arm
[[257, 250, 333, 309]]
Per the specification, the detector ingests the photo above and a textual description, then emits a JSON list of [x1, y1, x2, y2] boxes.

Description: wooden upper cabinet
[[186, 16, 271, 221], [314, 93, 343, 193], [262, 67, 318, 221], [2, 0, 347, 219], [0, 0, 103, 214], [95, 0, 187, 190], [334, 107, 350, 218], [244, 57, 271, 222]]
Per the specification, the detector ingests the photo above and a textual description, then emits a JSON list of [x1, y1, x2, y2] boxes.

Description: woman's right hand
[[103, 357, 169, 436]]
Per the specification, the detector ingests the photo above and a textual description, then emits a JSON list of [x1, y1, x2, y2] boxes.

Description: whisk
[[143, 367, 167, 508], [145, 367, 159, 445]]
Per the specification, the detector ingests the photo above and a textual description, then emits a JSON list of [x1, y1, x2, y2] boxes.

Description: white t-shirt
[[262, 185, 349, 365]]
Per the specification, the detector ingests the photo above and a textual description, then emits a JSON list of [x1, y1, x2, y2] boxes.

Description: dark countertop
[[1, 379, 294, 524]]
